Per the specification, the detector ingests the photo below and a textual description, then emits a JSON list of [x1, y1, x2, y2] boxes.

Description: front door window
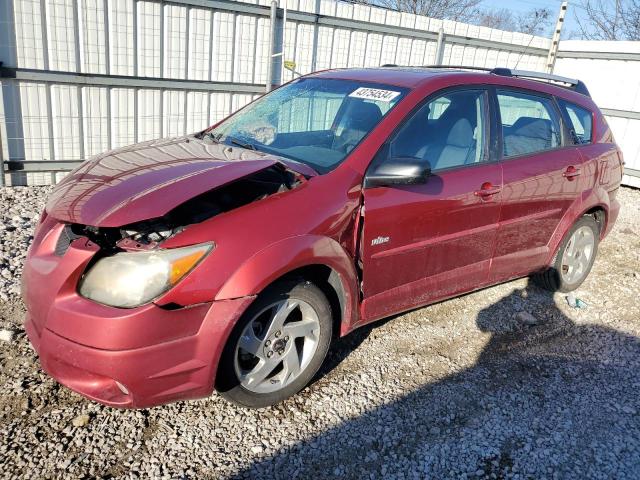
[[389, 89, 488, 171]]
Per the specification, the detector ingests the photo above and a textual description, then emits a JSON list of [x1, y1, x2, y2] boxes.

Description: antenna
[[514, 33, 537, 70]]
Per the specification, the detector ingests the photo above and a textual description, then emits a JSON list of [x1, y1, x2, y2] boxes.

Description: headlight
[[79, 243, 212, 308]]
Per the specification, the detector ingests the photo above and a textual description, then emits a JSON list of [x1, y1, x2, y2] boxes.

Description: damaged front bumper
[[22, 218, 255, 408], [25, 296, 253, 408]]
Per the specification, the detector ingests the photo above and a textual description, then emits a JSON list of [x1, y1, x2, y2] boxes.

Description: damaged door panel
[[359, 88, 502, 322]]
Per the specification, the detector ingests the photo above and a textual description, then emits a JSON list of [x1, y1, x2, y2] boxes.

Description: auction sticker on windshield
[[349, 87, 401, 103]]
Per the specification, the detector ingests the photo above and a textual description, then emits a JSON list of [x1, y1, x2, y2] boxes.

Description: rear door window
[[558, 100, 593, 145], [497, 91, 562, 158]]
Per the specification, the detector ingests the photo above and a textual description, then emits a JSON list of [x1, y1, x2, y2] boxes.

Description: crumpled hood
[[46, 136, 289, 227]]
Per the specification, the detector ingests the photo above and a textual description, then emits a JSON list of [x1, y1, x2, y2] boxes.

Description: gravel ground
[[1, 185, 639, 479]]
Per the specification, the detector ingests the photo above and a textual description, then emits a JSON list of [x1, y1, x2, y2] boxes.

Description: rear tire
[[533, 215, 599, 293], [216, 280, 332, 408]]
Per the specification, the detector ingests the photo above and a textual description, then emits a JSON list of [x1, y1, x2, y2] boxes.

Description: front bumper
[[22, 218, 255, 408], [25, 296, 254, 408]]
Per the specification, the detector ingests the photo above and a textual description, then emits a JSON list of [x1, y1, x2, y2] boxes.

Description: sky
[[479, 0, 585, 38]]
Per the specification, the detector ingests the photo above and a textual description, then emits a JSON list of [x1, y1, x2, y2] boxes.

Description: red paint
[[23, 68, 622, 408]]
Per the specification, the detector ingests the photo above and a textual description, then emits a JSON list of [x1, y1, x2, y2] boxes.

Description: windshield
[[208, 78, 408, 174]]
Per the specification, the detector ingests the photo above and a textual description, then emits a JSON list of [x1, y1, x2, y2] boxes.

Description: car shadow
[[233, 279, 640, 478]]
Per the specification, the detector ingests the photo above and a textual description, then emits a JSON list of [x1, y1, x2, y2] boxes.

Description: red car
[[23, 67, 622, 408]]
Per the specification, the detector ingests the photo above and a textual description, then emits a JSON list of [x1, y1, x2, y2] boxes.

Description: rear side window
[[497, 91, 562, 158], [559, 100, 593, 145]]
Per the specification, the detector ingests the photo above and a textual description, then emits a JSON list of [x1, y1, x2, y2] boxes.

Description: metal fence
[[0, 0, 637, 187], [555, 41, 640, 188]]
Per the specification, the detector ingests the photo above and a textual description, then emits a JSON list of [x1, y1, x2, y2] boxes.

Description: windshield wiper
[[203, 131, 222, 143], [228, 137, 257, 151]]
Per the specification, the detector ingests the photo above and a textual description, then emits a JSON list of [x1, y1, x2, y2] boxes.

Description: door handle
[[474, 182, 502, 198], [563, 166, 581, 179]]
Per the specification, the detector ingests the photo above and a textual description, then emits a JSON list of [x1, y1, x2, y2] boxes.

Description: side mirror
[[364, 157, 431, 189]]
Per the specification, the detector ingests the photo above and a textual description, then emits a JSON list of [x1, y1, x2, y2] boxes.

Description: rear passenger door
[[489, 89, 584, 283], [557, 99, 603, 192]]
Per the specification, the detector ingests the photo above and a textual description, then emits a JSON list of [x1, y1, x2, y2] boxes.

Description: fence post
[[266, 0, 279, 92], [0, 126, 5, 187], [0, 0, 25, 186], [310, 0, 321, 72], [547, 1, 568, 73], [434, 28, 445, 65]]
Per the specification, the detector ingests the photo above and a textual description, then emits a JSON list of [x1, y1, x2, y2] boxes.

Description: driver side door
[[359, 88, 503, 322]]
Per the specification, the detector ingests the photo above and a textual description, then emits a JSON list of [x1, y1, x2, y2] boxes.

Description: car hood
[[45, 136, 311, 227]]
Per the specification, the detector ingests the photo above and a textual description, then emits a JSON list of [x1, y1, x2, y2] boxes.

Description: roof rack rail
[[490, 68, 591, 96], [378, 64, 590, 96], [383, 64, 494, 72], [422, 65, 493, 72]]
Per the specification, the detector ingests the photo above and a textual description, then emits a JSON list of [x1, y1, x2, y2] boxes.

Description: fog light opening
[[115, 381, 129, 395]]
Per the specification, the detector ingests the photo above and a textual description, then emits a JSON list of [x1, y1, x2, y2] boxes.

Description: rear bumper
[[603, 196, 621, 239], [25, 296, 254, 408]]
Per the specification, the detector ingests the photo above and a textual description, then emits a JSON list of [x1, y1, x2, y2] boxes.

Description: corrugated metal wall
[[555, 41, 640, 188], [0, 0, 552, 184], [5, 0, 638, 188]]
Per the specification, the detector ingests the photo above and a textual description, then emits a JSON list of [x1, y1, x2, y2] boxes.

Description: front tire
[[216, 280, 332, 408], [533, 215, 599, 293]]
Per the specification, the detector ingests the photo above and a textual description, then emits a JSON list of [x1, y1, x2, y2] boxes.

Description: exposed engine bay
[[66, 165, 301, 252]]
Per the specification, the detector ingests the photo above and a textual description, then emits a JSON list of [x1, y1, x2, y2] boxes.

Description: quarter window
[[497, 91, 562, 157], [559, 100, 593, 144], [389, 90, 488, 172]]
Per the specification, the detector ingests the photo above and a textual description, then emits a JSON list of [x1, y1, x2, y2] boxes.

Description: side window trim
[[553, 96, 576, 148], [381, 86, 493, 174], [492, 87, 568, 161], [557, 99, 594, 146]]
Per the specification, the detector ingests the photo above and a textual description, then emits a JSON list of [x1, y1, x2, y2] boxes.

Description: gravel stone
[[515, 311, 539, 326], [0, 185, 639, 479], [0, 328, 15, 343], [72, 414, 91, 427]]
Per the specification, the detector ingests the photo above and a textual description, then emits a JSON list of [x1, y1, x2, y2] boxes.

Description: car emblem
[[371, 236, 390, 246]]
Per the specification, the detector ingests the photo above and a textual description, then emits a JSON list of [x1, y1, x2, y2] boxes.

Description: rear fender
[[545, 187, 609, 265], [215, 235, 360, 336]]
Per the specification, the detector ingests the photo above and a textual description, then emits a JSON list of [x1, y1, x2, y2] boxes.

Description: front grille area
[[54, 225, 82, 257]]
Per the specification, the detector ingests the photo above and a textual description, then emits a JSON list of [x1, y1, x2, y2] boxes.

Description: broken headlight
[[79, 243, 213, 308]]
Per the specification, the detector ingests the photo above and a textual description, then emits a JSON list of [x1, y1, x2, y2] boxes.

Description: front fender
[[215, 235, 360, 335]]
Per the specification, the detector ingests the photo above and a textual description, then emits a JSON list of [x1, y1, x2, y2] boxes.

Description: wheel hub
[[272, 338, 287, 355], [263, 333, 290, 358]]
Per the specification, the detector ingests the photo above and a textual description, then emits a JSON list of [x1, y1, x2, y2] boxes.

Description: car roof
[[310, 67, 451, 88], [309, 67, 592, 104]]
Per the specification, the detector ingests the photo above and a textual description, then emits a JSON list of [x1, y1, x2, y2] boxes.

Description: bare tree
[[364, 1, 552, 35], [517, 8, 553, 36], [477, 7, 553, 36], [575, 0, 640, 40], [370, 0, 483, 23]]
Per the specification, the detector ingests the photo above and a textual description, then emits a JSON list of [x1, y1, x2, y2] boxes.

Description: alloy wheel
[[560, 225, 595, 284], [233, 299, 321, 394]]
